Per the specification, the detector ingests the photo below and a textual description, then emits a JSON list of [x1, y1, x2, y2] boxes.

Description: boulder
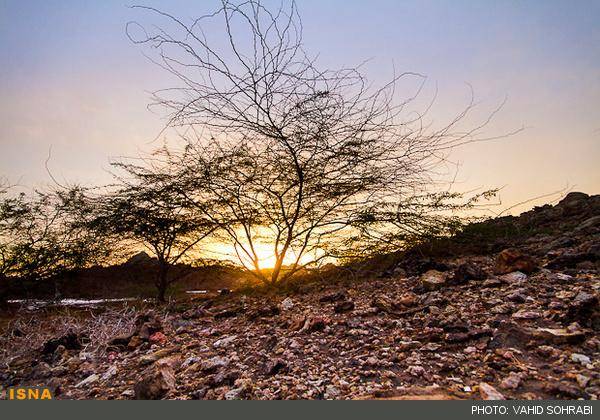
[[134, 364, 175, 400], [135, 312, 162, 340], [451, 262, 487, 284], [494, 249, 537, 274], [419, 270, 448, 291], [334, 300, 355, 313], [557, 192, 589, 213], [576, 215, 600, 231], [531, 328, 586, 345], [566, 291, 599, 328], [478, 382, 505, 400]]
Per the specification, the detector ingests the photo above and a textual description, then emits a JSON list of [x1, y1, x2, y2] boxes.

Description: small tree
[[92, 161, 215, 301], [0, 182, 111, 302], [129, 1, 515, 285]]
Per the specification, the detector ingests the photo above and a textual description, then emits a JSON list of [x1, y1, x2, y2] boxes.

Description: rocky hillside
[[1, 192, 598, 400]]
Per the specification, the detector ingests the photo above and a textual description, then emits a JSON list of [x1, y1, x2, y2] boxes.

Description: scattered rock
[[500, 372, 522, 390], [546, 252, 596, 269], [420, 270, 448, 291], [334, 300, 355, 313], [247, 305, 280, 319], [512, 309, 541, 320], [75, 373, 99, 388], [570, 353, 591, 365], [576, 215, 600, 231], [494, 249, 537, 275], [211, 370, 241, 387], [300, 317, 327, 333], [3, 192, 599, 401], [280, 298, 294, 311], [478, 382, 505, 400], [213, 335, 237, 348], [532, 328, 586, 344], [140, 347, 180, 365], [499, 271, 527, 283], [567, 291, 599, 325], [324, 385, 341, 399], [200, 356, 230, 373], [451, 262, 487, 284], [101, 365, 118, 381], [545, 382, 587, 399], [224, 387, 245, 400], [149, 331, 168, 345], [576, 374, 590, 388], [407, 365, 426, 376], [134, 364, 175, 400], [136, 312, 162, 341], [265, 358, 288, 375]]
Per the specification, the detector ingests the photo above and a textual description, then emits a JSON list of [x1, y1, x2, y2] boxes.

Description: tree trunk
[[0, 274, 8, 309], [156, 262, 170, 303]]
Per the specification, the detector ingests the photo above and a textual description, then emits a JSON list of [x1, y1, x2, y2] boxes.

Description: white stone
[[280, 297, 294, 311], [101, 365, 117, 380], [213, 335, 237, 348], [75, 373, 99, 388], [571, 353, 591, 365]]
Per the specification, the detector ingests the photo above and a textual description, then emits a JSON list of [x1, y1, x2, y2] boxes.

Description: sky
[[1, 0, 599, 215]]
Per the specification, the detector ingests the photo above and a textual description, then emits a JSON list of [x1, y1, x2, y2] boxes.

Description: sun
[[203, 239, 316, 269]]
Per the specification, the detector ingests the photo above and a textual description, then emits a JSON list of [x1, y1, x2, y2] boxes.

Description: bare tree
[[91, 158, 216, 301], [128, 1, 514, 285]]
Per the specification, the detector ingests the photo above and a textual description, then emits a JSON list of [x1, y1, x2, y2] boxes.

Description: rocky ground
[[1, 192, 599, 400]]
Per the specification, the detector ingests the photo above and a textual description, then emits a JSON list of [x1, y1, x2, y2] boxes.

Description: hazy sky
[[1, 0, 599, 214]]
